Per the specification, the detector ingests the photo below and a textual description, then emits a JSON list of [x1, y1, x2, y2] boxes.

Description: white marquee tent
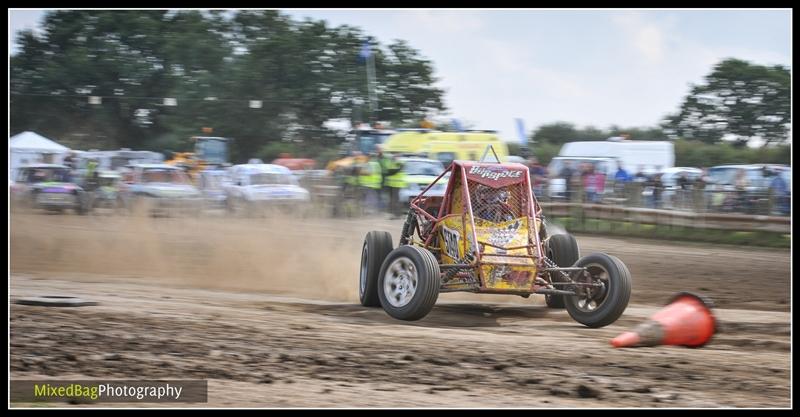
[[9, 131, 71, 173]]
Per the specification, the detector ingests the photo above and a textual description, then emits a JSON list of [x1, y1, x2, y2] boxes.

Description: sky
[[9, 9, 793, 142]]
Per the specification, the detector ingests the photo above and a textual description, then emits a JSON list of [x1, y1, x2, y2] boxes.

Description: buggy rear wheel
[[545, 233, 580, 308], [359, 231, 394, 307], [565, 253, 631, 328], [378, 246, 440, 321]]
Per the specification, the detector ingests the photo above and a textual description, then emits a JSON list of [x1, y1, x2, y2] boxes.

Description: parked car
[[90, 170, 124, 211], [120, 164, 202, 216], [292, 169, 330, 189], [197, 168, 231, 211], [398, 157, 449, 204], [707, 164, 790, 214], [225, 163, 311, 216], [10, 164, 90, 214]]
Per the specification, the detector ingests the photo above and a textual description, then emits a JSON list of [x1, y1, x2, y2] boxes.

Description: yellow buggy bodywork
[[437, 215, 542, 292], [404, 160, 549, 296]]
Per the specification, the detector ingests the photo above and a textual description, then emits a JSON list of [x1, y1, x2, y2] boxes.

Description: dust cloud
[[10, 213, 369, 302]]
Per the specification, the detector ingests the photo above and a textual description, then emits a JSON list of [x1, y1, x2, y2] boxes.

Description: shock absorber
[[399, 210, 416, 246]]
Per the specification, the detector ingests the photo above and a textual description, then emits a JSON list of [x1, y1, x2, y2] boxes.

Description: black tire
[[565, 253, 632, 328], [75, 192, 91, 215], [359, 231, 394, 307], [28, 191, 39, 210], [545, 233, 580, 308], [377, 245, 440, 321]]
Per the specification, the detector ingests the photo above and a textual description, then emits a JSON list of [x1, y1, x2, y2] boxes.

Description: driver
[[474, 185, 515, 222]]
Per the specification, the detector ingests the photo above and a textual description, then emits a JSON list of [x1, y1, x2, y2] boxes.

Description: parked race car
[[225, 163, 311, 217], [359, 148, 632, 327], [88, 170, 124, 212], [398, 157, 449, 204], [120, 164, 203, 216], [198, 168, 231, 211], [10, 164, 90, 214]]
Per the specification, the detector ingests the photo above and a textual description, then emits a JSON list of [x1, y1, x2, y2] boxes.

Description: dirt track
[[9, 213, 792, 407]]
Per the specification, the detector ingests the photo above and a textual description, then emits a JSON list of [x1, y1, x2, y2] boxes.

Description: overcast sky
[[9, 9, 792, 141]]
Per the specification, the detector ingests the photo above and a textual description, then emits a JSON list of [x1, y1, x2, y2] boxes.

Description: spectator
[[676, 171, 691, 209], [583, 164, 605, 204], [614, 163, 630, 198], [577, 163, 591, 203], [358, 157, 382, 214], [768, 169, 789, 216], [693, 168, 710, 212], [676, 171, 690, 190], [614, 163, 630, 184], [384, 155, 406, 219], [63, 151, 77, 170], [734, 168, 750, 212], [646, 172, 664, 209], [376, 147, 392, 211], [559, 160, 575, 202], [527, 157, 547, 198]]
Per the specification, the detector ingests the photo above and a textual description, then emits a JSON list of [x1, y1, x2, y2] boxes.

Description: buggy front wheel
[[378, 246, 440, 321], [565, 253, 631, 328]]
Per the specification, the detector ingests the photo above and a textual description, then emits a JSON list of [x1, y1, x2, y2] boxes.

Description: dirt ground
[[9, 212, 792, 407]]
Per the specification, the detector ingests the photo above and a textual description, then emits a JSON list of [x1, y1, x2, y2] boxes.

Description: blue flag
[[359, 41, 371, 62], [515, 118, 527, 145]]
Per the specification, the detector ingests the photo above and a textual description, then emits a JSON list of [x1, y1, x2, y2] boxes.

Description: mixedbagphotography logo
[[11, 380, 208, 403]]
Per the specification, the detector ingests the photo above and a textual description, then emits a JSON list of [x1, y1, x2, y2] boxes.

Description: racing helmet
[[475, 184, 509, 205]]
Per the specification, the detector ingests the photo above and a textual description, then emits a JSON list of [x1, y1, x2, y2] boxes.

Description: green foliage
[[530, 142, 561, 165], [255, 140, 341, 168], [257, 142, 299, 162], [532, 122, 598, 145], [663, 58, 791, 146], [528, 111, 789, 168], [10, 10, 446, 161], [674, 139, 790, 167], [530, 122, 665, 147]]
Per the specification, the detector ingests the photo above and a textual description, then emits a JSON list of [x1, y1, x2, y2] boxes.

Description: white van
[[558, 140, 674, 175]]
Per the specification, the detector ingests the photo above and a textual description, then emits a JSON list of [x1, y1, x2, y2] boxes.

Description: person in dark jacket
[[559, 161, 575, 201]]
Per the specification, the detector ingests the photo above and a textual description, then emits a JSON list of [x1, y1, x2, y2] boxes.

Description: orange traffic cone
[[611, 292, 716, 348]]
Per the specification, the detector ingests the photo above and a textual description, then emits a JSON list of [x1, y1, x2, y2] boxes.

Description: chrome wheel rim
[[383, 257, 418, 308]]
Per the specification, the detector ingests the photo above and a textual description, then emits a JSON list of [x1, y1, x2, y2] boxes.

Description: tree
[[10, 10, 201, 150], [377, 40, 446, 125], [530, 122, 607, 146], [10, 10, 447, 161], [663, 58, 790, 147]]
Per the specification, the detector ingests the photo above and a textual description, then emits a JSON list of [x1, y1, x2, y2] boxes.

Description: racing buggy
[[359, 148, 632, 327]]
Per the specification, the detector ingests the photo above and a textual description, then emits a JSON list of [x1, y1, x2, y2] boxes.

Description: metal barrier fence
[[539, 202, 790, 234], [538, 180, 790, 217]]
